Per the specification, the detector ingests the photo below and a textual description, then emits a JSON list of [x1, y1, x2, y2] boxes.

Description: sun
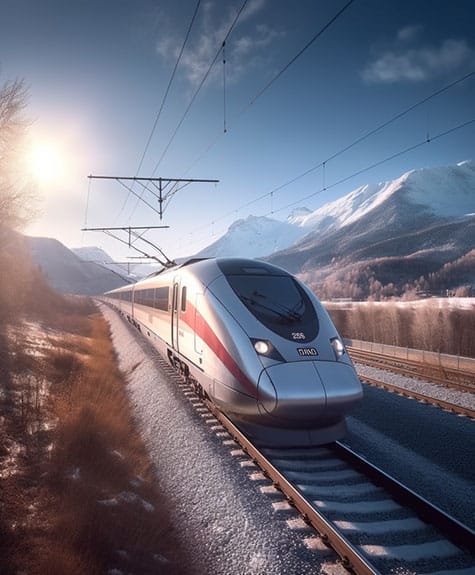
[[30, 140, 64, 184]]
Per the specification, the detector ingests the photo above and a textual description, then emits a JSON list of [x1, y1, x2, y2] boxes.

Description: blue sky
[[2, 0, 474, 260]]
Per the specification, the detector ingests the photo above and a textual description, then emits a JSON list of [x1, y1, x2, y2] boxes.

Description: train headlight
[[254, 340, 270, 354], [330, 337, 345, 359], [251, 338, 284, 361]]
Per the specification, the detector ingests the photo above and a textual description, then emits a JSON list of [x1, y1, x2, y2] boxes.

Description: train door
[[171, 281, 180, 351], [194, 293, 204, 356]]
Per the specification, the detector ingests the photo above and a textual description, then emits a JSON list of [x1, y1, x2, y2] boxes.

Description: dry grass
[[0, 303, 194, 575]]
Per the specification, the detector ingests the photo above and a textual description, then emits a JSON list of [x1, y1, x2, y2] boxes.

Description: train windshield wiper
[[240, 294, 302, 322], [253, 290, 303, 321]]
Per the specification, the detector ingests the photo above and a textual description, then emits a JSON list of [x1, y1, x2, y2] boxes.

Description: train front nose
[[257, 361, 362, 423]]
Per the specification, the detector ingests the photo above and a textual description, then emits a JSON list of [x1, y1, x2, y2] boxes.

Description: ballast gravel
[[101, 304, 475, 572], [356, 363, 475, 411], [100, 304, 336, 575]]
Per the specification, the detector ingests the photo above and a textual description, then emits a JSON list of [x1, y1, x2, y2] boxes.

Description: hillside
[[194, 214, 308, 258], [266, 161, 475, 298], [26, 236, 131, 295], [23, 161, 475, 299]]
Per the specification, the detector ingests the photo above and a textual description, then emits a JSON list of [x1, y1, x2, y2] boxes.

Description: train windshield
[[225, 274, 319, 342]]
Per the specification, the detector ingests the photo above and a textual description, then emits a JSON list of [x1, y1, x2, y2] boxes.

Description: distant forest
[[327, 301, 475, 358], [301, 250, 474, 301]]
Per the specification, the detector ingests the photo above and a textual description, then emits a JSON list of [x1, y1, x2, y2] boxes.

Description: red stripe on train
[[181, 301, 257, 398]]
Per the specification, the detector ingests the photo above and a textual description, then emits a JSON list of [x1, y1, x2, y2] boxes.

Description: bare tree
[[0, 79, 38, 322], [0, 78, 36, 232]]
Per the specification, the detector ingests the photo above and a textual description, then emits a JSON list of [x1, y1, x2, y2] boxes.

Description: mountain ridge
[[195, 161, 475, 297], [25, 160, 475, 298]]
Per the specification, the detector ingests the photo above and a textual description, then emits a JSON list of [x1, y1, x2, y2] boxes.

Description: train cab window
[[181, 287, 187, 312], [225, 273, 319, 342]]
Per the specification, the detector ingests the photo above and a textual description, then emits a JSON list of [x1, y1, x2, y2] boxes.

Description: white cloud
[[397, 24, 423, 43], [363, 31, 475, 84], [156, 0, 281, 88]]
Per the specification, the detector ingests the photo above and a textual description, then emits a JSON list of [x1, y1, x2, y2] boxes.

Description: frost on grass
[[98, 491, 155, 512]]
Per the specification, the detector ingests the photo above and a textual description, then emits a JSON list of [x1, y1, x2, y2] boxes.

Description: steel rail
[[206, 398, 475, 571], [332, 442, 475, 553], [206, 401, 382, 575], [348, 347, 475, 390], [359, 375, 475, 418]]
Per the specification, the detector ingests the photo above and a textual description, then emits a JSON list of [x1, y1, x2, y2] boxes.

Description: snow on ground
[[100, 304, 334, 575], [326, 298, 475, 310]]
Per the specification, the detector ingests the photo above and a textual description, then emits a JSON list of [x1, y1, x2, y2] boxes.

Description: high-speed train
[[104, 257, 363, 446]]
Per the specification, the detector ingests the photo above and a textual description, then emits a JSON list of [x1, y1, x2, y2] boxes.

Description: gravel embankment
[[101, 303, 475, 571], [355, 363, 475, 411], [101, 304, 342, 575]]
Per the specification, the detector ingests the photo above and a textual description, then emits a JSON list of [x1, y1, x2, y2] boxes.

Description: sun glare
[[30, 140, 64, 184]]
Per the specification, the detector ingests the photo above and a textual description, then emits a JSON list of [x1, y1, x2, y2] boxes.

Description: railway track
[[157, 354, 475, 575], [357, 374, 475, 418], [348, 347, 475, 393], [212, 406, 475, 574], [347, 346, 475, 418]]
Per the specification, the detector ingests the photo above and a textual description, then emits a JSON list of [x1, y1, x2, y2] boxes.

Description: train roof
[[104, 257, 291, 295], [144, 258, 210, 278]]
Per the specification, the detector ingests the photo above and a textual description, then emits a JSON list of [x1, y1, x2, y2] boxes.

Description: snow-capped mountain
[[194, 214, 308, 258], [267, 161, 475, 297], [290, 160, 474, 234], [73, 246, 139, 280], [196, 161, 474, 260], [193, 161, 474, 297], [72, 246, 167, 279], [26, 237, 132, 294]]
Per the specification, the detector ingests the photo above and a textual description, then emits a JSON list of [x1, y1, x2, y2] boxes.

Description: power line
[[177, 116, 475, 254], [245, 0, 356, 111], [121, 0, 355, 225], [149, 0, 249, 177], [265, 117, 475, 217], [115, 0, 202, 222], [136, 0, 202, 177], [179, 0, 358, 180], [180, 70, 475, 239]]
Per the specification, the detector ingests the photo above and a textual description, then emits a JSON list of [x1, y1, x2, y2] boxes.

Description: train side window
[[181, 287, 187, 312], [154, 286, 169, 311]]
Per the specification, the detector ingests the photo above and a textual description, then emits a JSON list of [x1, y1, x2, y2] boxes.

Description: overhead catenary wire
[[179, 0, 359, 180], [136, 0, 202, 178], [267, 117, 475, 217], [149, 0, 249, 177], [244, 0, 356, 112], [114, 0, 356, 227], [223, 40, 227, 133], [115, 0, 202, 222], [179, 70, 475, 241], [177, 116, 475, 254]]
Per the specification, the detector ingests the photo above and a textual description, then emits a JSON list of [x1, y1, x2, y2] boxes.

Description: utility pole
[[87, 175, 219, 220], [81, 225, 175, 268]]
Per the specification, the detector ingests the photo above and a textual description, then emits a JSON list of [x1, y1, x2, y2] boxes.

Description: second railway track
[[348, 347, 475, 393], [348, 346, 475, 418], [164, 360, 475, 575], [356, 373, 475, 418]]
